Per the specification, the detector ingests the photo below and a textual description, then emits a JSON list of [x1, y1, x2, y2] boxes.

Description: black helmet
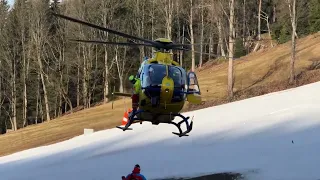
[[135, 164, 140, 168]]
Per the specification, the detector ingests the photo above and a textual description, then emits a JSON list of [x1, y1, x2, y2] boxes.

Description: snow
[[1, 81, 320, 180]]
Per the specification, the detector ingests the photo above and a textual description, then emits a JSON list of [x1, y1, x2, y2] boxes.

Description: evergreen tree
[[296, 0, 310, 36], [0, 0, 9, 134], [309, 0, 320, 33], [234, 38, 246, 58]]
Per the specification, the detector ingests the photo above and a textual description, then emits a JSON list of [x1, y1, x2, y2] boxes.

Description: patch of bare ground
[[157, 172, 243, 180]]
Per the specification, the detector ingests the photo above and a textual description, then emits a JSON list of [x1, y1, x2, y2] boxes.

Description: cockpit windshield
[[141, 64, 187, 89], [141, 64, 166, 87]]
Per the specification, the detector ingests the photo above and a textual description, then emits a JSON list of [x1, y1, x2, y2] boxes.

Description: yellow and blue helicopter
[[52, 13, 202, 137]]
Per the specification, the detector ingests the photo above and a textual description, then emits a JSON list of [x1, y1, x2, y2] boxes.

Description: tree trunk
[[165, 0, 173, 39], [151, 0, 155, 40], [287, 0, 298, 38], [189, 0, 195, 72], [82, 44, 88, 108], [104, 45, 109, 103], [258, 0, 262, 40], [180, 25, 185, 67], [115, 45, 125, 93], [63, 47, 73, 112], [37, 49, 51, 121], [253, 0, 262, 52], [261, 11, 273, 47], [22, 32, 27, 127], [289, 0, 297, 84], [77, 44, 80, 107], [217, 18, 226, 57], [102, 2, 110, 103], [199, 0, 204, 68], [11, 58, 17, 131], [36, 74, 40, 124], [135, 0, 145, 62], [228, 0, 235, 99], [243, 0, 246, 45], [273, 4, 276, 23], [209, 29, 212, 59], [59, 71, 63, 116]]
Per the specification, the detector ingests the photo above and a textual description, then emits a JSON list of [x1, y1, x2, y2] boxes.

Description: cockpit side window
[[169, 66, 187, 88]]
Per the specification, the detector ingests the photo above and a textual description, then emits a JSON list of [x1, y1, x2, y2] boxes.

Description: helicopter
[[52, 13, 202, 137]]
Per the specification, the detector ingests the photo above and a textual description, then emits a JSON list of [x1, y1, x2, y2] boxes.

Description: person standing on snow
[[129, 75, 141, 114], [122, 164, 147, 180]]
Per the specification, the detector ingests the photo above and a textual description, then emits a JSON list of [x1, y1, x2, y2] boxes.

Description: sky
[[8, 0, 14, 6]]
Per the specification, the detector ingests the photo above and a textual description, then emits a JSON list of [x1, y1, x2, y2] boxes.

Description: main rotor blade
[[52, 13, 162, 48], [170, 43, 210, 47], [167, 43, 210, 50], [69, 39, 155, 47]]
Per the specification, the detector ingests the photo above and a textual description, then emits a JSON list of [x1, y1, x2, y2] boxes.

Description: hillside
[[0, 32, 320, 157], [189, 32, 320, 109], [1, 79, 320, 180]]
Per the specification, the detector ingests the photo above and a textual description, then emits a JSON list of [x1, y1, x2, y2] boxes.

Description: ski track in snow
[[1, 82, 320, 180]]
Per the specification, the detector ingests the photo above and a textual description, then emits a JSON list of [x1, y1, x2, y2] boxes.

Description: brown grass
[[0, 98, 131, 157], [195, 32, 320, 102], [0, 32, 320, 157]]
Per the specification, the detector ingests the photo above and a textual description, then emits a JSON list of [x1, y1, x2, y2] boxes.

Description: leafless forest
[[0, 0, 318, 133]]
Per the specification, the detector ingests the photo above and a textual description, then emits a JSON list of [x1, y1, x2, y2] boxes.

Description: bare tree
[[189, 0, 195, 72], [286, 0, 297, 84], [11, 51, 17, 130], [286, 0, 298, 38], [114, 45, 125, 93], [242, 0, 246, 45], [199, 0, 204, 68], [15, 0, 29, 127], [0, 0, 17, 130], [133, 0, 146, 62], [215, 0, 226, 57], [29, 0, 51, 121], [261, 10, 273, 47], [228, 0, 235, 99], [253, 0, 262, 52], [164, 0, 174, 39]]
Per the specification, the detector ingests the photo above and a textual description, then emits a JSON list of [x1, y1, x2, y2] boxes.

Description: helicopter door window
[[187, 72, 201, 94], [169, 66, 187, 102], [169, 66, 183, 88]]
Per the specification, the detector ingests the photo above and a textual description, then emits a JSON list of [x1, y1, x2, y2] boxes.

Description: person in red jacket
[[122, 164, 147, 180]]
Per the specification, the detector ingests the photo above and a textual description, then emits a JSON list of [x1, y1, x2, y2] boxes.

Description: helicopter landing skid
[[116, 110, 193, 137], [170, 115, 193, 137], [116, 109, 143, 131]]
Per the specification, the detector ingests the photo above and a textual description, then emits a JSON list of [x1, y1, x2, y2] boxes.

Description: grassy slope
[[195, 32, 320, 102], [0, 32, 319, 157]]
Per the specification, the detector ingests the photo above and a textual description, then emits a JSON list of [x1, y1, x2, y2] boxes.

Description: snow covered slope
[[1, 82, 320, 180]]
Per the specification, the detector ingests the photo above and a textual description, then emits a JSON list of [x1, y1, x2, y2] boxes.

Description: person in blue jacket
[[122, 164, 147, 180]]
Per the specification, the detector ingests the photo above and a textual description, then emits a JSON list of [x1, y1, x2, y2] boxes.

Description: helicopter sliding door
[[186, 72, 202, 104]]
